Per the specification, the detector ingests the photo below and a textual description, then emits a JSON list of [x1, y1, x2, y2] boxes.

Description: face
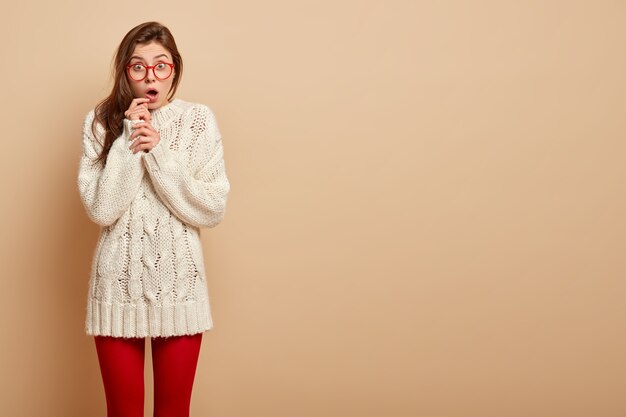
[[126, 41, 176, 110]]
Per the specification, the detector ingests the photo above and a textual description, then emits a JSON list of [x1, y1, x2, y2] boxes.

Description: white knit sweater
[[78, 99, 230, 338]]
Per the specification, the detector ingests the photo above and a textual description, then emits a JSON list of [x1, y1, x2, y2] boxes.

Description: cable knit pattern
[[77, 99, 230, 338]]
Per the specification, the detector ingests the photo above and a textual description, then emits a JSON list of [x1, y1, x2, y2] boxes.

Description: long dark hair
[[92, 22, 183, 165]]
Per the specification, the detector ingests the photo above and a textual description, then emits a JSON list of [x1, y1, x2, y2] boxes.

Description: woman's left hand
[[129, 121, 161, 154]]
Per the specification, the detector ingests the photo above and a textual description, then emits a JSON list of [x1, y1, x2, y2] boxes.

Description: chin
[[150, 100, 168, 111]]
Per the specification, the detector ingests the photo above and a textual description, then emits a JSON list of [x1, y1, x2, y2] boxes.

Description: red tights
[[94, 333, 203, 417]]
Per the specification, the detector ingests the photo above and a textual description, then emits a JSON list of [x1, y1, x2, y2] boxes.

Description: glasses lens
[[128, 64, 147, 81], [154, 63, 173, 80]]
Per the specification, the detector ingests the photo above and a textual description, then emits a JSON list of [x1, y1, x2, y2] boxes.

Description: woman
[[77, 21, 230, 417]]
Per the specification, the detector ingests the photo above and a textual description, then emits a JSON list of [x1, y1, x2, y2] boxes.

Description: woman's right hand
[[124, 98, 152, 122]]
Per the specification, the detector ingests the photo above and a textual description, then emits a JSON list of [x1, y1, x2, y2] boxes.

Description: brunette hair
[[92, 21, 183, 165]]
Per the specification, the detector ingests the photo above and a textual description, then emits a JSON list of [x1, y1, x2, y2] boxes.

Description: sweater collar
[[150, 98, 183, 128]]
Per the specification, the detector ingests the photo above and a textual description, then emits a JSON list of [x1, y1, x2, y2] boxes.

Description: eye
[[131, 64, 145, 71], [155, 63, 167, 69]]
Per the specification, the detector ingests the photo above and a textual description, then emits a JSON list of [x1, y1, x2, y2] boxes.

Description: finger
[[132, 122, 153, 131], [130, 129, 151, 140], [129, 137, 147, 151], [133, 135, 157, 150], [131, 141, 153, 153], [126, 109, 147, 120], [127, 98, 150, 115], [131, 98, 150, 107], [131, 121, 154, 132]]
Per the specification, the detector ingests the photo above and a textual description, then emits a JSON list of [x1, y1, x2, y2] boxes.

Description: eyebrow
[[130, 53, 170, 61]]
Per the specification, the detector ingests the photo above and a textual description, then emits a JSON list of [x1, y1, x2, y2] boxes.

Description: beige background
[[1, 1, 625, 416]]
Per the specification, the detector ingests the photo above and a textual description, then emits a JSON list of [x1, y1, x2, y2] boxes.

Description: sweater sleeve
[[142, 105, 230, 228], [77, 110, 145, 227]]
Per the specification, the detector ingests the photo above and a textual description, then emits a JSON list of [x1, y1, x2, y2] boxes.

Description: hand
[[124, 98, 152, 123], [129, 121, 161, 154]]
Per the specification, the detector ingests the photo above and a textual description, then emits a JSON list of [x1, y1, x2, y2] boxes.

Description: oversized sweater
[[77, 98, 230, 338]]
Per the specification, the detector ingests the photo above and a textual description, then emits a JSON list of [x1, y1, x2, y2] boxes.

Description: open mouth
[[145, 88, 159, 102]]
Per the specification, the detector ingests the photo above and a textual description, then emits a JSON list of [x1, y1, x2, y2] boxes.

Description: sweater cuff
[[110, 121, 144, 161], [123, 118, 142, 138]]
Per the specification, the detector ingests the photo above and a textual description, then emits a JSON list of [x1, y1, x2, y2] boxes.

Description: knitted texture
[[78, 99, 230, 338]]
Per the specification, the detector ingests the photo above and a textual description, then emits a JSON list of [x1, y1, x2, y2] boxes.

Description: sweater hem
[[85, 298, 213, 338]]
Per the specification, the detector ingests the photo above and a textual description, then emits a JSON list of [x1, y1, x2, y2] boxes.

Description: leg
[[151, 333, 203, 417], [94, 336, 145, 417]]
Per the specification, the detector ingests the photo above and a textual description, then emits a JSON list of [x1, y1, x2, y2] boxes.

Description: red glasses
[[126, 62, 175, 81]]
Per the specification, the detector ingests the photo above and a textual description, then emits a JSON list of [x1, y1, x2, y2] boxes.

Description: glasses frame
[[126, 62, 175, 81]]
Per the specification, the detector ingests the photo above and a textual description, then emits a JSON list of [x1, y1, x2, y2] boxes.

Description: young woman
[[77, 21, 230, 417]]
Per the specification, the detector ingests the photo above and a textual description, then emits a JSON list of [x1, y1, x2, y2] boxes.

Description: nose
[[145, 67, 156, 82]]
